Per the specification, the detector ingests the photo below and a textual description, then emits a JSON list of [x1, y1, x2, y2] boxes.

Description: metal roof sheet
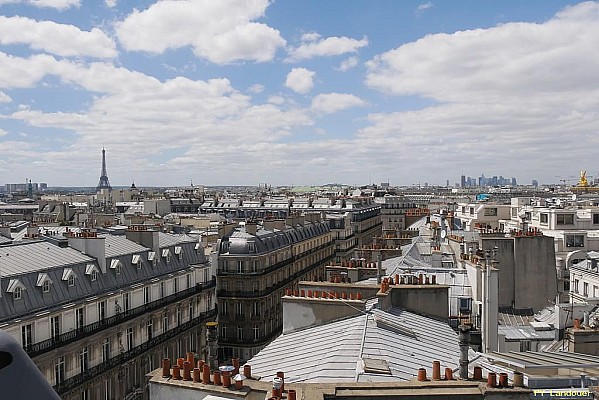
[[0, 241, 94, 277], [102, 234, 148, 258], [248, 306, 460, 384], [158, 232, 198, 248]]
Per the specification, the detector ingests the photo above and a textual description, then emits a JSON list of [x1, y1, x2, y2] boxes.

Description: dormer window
[[148, 251, 157, 267], [36, 273, 53, 293], [132, 254, 142, 269], [85, 263, 100, 282], [7, 279, 26, 300], [110, 259, 123, 275], [162, 249, 171, 263], [62, 268, 77, 287], [174, 246, 182, 259]]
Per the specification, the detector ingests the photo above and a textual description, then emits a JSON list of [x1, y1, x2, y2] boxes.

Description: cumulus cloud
[[285, 67, 315, 94], [311, 93, 365, 114], [0, 91, 11, 103], [0, 16, 116, 58], [336, 56, 358, 72], [104, 0, 117, 7], [287, 32, 368, 61], [115, 0, 285, 64], [0, 129, 7, 137], [362, 1, 599, 182], [248, 84, 265, 94], [0, 0, 80, 9]]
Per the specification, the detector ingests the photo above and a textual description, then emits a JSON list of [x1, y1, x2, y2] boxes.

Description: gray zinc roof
[[158, 232, 198, 248], [103, 234, 149, 258], [0, 241, 94, 277], [248, 305, 460, 384]]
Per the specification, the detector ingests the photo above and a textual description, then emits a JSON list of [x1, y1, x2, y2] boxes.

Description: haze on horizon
[[0, 0, 598, 187]]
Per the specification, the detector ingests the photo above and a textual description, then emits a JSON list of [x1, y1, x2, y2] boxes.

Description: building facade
[[0, 228, 216, 400], [216, 214, 334, 361]]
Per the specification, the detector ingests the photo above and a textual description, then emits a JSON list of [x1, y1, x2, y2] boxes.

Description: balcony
[[26, 279, 216, 358], [217, 254, 334, 299], [220, 326, 282, 347], [54, 308, 217, 396]]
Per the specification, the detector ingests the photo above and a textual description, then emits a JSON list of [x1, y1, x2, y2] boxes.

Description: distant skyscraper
[[461, 175, 466, 188], [96, 147, 112, 191]]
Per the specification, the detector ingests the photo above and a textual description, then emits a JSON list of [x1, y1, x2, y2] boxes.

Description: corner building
[[216, 214, 334, 361], [0, 227, 216, 400]]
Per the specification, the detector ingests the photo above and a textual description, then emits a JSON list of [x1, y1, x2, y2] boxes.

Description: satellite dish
[[572, 194, 577, 201], [441, 229, 447, 239]]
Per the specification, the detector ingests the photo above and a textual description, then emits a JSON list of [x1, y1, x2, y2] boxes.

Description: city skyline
[[0, 0, 598, 187]]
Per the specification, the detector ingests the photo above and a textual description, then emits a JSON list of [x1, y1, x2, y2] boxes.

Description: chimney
[[126, 226, 159, 255], [0, 225, 10, 238], [245, 221, 257, 235], [68, 234, 106, 272], [459, 325, 471, 380]]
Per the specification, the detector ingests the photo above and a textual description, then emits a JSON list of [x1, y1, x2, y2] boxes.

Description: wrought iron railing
[[26, 279, 215, 358], [54, 308, 217, 395]]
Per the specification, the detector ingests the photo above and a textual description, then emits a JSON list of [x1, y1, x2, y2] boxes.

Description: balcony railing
[[54, 308, 217, 396], [217, 254, 334, 299], [220, 326, 283, 347], [26, 279, 216, 358]]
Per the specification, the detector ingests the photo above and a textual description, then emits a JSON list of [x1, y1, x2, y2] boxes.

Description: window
[[252, 302, 260, 317], [253, 325, 260, 341], [557, 214, 574, 225], [221, 324, 227, 339], [520, 340, 531, 352], [21, 324, 33, 348], [147, 319, 153, 341], [584, 282, 589, 297], [186, 274, 191, 289], [469, 207, 474, 216], [238, 260, 244, 273], [540, 213, 548, 224], [91, 270, 98, 282], [189, 302, 194, 320], [176, 307, 182, 325], [484, 207, 498, 216], [144, 287, 150, 304], [173, 277, 179, 293], [81, 389, 89, 400], [160, 281, 165, 298], [127, 327, 134, 351], [13, 286, 22, 300], [102, 338, 110, 362], [80, 346, 89, 373], [42, 280, 50, 293], [50, 315, 60, 339], [574, 279, 580, 293], [76, 307, 85, 330], [594, 285, 599, 298], [237, 326, 243, 341], [68, 275, 76, 287], [54, 356, 65, 385], [123, 292, 131, 312], [163, 313, 169, 332], [236, 302, 243, 316], [594, 214, 599, 225], [115, 264, 121, 275], [566, 235, 584, 248], [98, 301, 106, 320], [221, 301, 228, 316]]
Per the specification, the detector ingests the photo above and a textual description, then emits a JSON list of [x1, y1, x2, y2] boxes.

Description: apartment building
[[454, 202, 511, 231], [0, 227, 216, 400], [570, 252, 599, 304], [216, 214, 334, 361]]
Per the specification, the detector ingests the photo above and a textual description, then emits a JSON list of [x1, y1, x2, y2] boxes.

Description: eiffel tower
[[96, 147, 112, 191]]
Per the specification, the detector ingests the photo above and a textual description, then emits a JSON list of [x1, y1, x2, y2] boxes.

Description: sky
[[0, 0, 598, 188]]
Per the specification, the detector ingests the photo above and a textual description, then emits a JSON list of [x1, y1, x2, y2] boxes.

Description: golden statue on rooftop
[[579, 170, 589, 187]]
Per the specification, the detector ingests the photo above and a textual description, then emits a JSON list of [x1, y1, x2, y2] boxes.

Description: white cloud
[[104, 0, 117, 7], [287, 33, 368, 61], [362, 1, 599, 182], [116, 0, 286, 64], [336, 56, 358, 72], [285, 67, 315, 94], [0, 16, 116, 58], [0, 129, 7, 137], [311, 93, 365, 114], [0, 0, 80, 10], [248, 84, 265, 94], [0, 91, 11, 103], [417, 2, 433, 12]]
